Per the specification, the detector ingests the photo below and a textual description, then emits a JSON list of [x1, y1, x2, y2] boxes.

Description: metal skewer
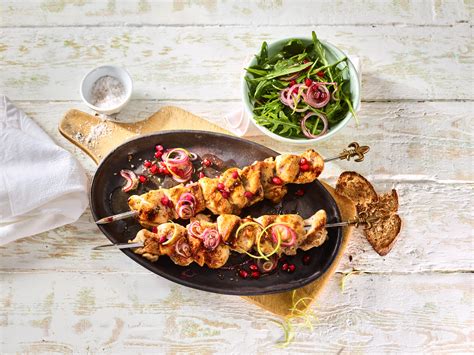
[[95, 142, 370, 225], [93, 214, 389, 251], [96, 210, 138, 224]]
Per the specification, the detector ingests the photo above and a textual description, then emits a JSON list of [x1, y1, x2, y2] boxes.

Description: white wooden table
[[1, 1, 472, 353]]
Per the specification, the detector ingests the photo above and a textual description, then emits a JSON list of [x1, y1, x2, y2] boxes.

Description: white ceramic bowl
[[242, 37, 360, 145], [80, 65, 133, 115]]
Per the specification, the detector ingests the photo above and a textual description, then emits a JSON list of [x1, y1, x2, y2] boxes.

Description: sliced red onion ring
[[201, 228, 221, 250], [304, 83, 330, 108], [257, 254, 279, 273], [300, 112, 329, 139], [187, 221, 203, 239], [162, 148, 194, 183], [280, 84, 309, 112], [120, 169, 138, 192], [175, 238, 191, 258], [271, 224, 297, 247], [177, 204, 194, 219]]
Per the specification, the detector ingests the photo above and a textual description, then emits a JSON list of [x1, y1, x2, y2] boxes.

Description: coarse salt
[[90, 75, 126, 109]]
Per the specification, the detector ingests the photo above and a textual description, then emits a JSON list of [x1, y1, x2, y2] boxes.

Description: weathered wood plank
[[0, 272, 471, 353], [0, 24, 471, 101], [0, 181, 472, 274], [13, 100, 474, 181], [0, 0, 470, 27]]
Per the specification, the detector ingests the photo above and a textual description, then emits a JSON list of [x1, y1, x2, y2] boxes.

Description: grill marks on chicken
[[128, 149, 324, 226], [130, 210, 327, 269]]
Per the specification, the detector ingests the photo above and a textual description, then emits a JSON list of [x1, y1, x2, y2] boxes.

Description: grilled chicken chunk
[[166, 182, 206, 215], [294, 149, 324, 184], [128, 189, 177, 227], [275, 154, 300, 183], [300, 210, 328, 250], [198, 176, 234, 215], [253, 158, 288, 204]]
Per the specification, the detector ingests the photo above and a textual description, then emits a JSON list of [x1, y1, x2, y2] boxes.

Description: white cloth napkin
[[224, 56, 361, 137], [0, 96, 88, 245]]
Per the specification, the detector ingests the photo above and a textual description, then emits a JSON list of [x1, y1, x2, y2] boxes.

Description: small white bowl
[[242, 37, 360, 145], [80, 65, 133, 115]]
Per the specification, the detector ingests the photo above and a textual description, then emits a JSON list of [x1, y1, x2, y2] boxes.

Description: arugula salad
[[245, 32, 357, 139]]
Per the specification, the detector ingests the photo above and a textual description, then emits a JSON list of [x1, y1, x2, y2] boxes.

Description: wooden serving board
[[59, 106, 356, 317]]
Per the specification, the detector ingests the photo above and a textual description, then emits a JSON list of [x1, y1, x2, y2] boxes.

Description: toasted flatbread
[[336, 172, 402, 256], [335, 171, 378, 207], [364, 214, 402, 256]]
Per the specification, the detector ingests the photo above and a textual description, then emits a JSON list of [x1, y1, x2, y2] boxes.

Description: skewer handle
[[324, 142, 370, 163], [93, 242, 143, 250], [96, 210, 138, 224]]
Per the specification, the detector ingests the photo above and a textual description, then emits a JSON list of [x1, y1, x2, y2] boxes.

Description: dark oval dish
[[90, 130, 342, 295]]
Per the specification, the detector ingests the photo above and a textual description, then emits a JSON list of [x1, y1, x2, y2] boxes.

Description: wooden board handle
[[59, 106, 229, 164]]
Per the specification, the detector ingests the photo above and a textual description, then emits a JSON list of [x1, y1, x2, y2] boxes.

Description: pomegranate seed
[[159, 236, 167, 243], [244, 191, 254, 199], [217, 182, 225, 191], [300, 158, 307, 165], [289, 79, 296, 87], [249, 264, 258, 271], [305, 78, 312, 86], [151, 226, 158, 233], [139, 175, 147, 183], [282, 263, 289, 271], [300, 164, 310, 172], [295, 188, 305, 197], [221, 190, 230, 199], [199, 172, 205, 179], [160, 196, 169, 206], [232, 171, 239, 179], [317, 71, 324, 78], [202, 159, 212, 167], [143, 160, 152, 168], [239, 270, 249, 279], [155, 145, 164, 151], [250, 271, 260, 279], [302, 255, 311, 265], [272, 176, 283, 185], [154, 151, 163, 159], [288, 264, 296, 273], [150, 164, 159, 174]]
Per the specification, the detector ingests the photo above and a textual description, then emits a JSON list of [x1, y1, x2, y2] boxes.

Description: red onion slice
[[201, 228, 221, 250], [271, 224, 297, 247], [120, 169, 139, 192], [304, 83, 330, 108], [187, 221, 203, 239], [175, 238, 191, 258], [300, 112, 329, 139]]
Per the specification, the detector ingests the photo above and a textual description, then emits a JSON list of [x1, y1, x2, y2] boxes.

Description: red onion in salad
[[304, 83, 330, 108], [120, 169, 139, 192], [300, 112, 329, 139]]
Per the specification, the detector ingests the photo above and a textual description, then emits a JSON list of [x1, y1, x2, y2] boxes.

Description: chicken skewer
[[126, 210, 328, 269], [96, 143, 369, 227]]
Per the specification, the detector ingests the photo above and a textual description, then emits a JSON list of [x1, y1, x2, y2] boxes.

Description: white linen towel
[[0, 96, 88, 245], [224, 56, 361, 137]]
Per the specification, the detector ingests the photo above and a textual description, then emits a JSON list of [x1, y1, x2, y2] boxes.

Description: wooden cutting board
[[59, 106, 356, 317]]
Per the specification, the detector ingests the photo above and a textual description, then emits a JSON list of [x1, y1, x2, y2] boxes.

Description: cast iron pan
[[90, 130, 342, 295]]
